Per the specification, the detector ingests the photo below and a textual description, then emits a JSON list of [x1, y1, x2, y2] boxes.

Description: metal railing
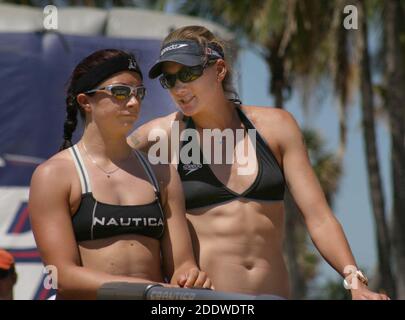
[[97, 282, 286, 300]]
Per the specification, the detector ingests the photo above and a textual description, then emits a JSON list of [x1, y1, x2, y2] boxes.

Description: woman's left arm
[[273, 109, 389, 300]]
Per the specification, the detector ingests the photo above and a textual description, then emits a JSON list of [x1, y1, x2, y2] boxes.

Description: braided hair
[[59, 94, 80, 150]]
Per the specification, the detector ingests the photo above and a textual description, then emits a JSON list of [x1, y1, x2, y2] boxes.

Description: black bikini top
[[69, 145, 165, 242], [177, 107, 285, 210]]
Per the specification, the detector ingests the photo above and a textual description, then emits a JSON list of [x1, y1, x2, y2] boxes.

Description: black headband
[[72, 54, 143, 94]]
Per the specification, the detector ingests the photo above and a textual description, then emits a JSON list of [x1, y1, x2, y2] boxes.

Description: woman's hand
[[177, 267, 214, 289], [351, 283, 390, 300]]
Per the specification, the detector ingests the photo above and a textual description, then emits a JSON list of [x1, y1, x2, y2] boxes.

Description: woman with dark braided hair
[[28, 49, 212, 299]]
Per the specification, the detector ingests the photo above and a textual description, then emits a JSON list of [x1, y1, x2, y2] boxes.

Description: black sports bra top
[[177, 107, 285, 210], [69, 145, 165, 242]]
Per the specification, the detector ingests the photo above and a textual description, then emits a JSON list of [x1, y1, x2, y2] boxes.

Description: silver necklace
[[82, 142, 121, 178]]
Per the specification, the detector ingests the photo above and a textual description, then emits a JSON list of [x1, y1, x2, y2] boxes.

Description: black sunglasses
[[159, 60, 216, 89], [84, 84, 146, 101]]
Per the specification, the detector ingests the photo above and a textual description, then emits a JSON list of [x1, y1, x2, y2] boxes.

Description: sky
[[237, 48, 392, 287]]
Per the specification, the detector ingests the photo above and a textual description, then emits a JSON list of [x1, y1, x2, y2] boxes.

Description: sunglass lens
[[136, 87, 146, 100], [160, 74, 176, 89], [179, 66, 202, 83], [159, 76, 168, 89], [160, 65, 205, 89], [111, 86, 131, 100]]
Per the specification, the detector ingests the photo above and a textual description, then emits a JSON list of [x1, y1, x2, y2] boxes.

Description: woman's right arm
[[29, 159, 157, 300]]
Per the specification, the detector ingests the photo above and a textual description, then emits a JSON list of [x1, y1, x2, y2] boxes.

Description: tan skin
[[29, 70, 212, 300], [128, 59, 390, 300]]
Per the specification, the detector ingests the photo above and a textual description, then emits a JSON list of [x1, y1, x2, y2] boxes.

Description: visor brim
[[148, 54, 204, 79]]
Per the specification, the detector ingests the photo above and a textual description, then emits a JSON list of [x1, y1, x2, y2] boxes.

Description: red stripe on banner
[[11, 251, 40, 258], [38, 287, 50, 300], [12, 206, 30, 233]]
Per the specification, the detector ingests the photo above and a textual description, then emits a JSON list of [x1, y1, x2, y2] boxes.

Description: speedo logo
[[183, 163, 202, 175], [93, 217, 164, 227], [160, 43, 188, 56]]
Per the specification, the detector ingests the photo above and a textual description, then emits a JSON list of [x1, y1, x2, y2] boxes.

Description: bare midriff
[[78, 233, 164, 282], [187, 199, 289, 298]]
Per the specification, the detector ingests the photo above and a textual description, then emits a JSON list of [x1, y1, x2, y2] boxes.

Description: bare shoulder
[[241, 105, 302, 154], [128, 111, 183, 150], [242, 105, 297, 127], [243, 105, 300, 134], [30, 149, 74, 190]]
